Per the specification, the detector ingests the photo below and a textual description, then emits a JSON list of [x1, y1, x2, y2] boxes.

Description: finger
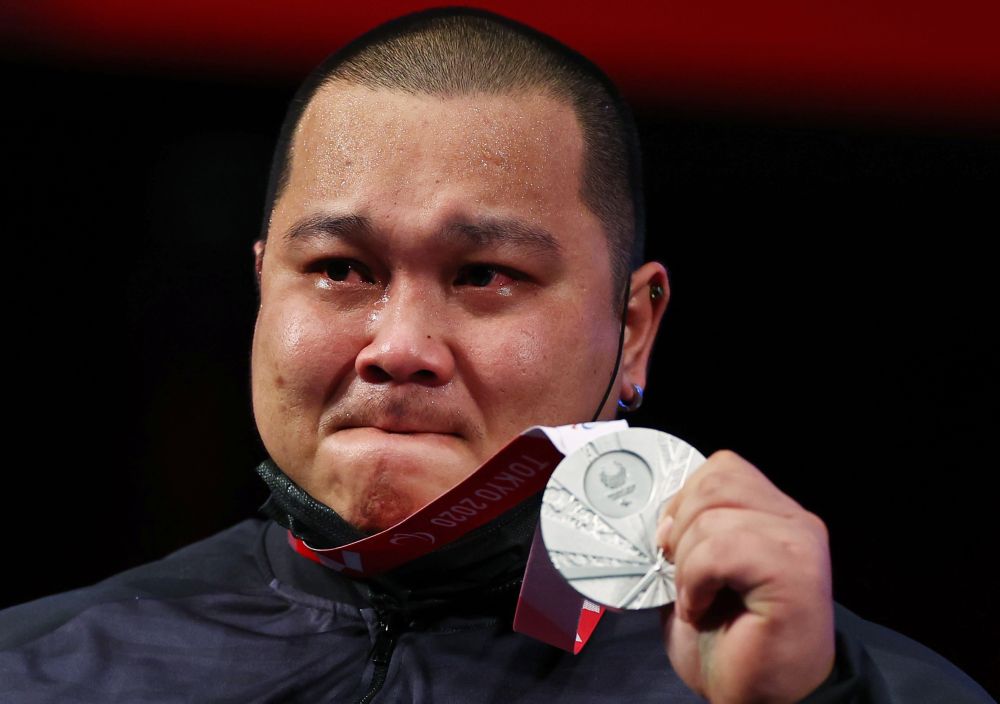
[[659, 450, 754, 528], [675, 529, 773, 625], [655, 510, 674, 549], [660, 450, 802, 556], [675, 520, 830, 625], [669, 506, 799, 573], [681, 451, 799, 517], [660, 605, 706, 696]]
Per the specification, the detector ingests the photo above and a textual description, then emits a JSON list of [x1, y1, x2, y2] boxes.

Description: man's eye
[[455, 265, 506, 287], [322, 259, 373, 283]]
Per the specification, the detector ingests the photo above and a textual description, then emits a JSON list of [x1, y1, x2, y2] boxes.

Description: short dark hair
[[260, 7, 645, 300]]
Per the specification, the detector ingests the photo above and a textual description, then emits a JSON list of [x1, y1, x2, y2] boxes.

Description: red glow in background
[[5, 0, 1000, 124], [2, 1, 997, 698]]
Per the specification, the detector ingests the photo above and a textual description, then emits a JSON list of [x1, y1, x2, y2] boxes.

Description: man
[[1, 8, 992, 703]]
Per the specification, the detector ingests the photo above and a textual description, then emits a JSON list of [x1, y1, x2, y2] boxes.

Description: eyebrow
[[283, 212, 562, 258], [441, 219, 561, 256], [284, 213, 374, 244]]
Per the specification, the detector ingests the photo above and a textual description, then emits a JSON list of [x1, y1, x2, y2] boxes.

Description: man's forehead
[[287, 82, 585, 193], [265, 82, 619, 315]]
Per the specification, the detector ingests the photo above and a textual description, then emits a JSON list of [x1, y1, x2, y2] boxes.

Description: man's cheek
[[481, 330, 556, 410], [269, 311, 355, 393], [512, 327, 549, 375]]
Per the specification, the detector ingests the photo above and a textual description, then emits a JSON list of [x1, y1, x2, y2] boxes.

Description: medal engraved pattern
[[542, 486, 649, 560], [540, 428, 705, 610]]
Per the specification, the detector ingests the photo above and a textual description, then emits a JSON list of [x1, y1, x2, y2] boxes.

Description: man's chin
[[346, 479, 419, 535], [313, 429, 482, 534]]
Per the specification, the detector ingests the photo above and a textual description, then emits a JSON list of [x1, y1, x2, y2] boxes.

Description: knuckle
[[689, 507, 724, 538], [800, 510, 830, 542], [700, 533, 733, 566], [779, 536, 813, 562], [694, 469, 731, 502], [703, 450, 765, 487], [709, 448, 741, 466], [794, 549, 831, 590]]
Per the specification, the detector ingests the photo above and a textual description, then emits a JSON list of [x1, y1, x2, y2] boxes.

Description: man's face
[[252, 83, 624, 533]]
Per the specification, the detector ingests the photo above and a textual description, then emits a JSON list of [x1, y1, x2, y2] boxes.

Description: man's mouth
[[341, 425, 458, 437], [321, 398, 478, 441], [339, 423, 461, 437]]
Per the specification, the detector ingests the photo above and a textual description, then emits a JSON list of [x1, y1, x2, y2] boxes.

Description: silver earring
[[617, 383, 644, 412]]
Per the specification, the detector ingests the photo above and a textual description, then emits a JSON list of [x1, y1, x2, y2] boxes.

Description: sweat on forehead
[[271, 83, 587, 229]]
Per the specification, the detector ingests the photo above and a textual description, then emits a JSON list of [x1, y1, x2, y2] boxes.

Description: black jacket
[[0, 517, 992, 703]]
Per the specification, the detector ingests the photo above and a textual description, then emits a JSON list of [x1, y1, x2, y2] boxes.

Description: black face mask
[[257, 458, 542, 613]]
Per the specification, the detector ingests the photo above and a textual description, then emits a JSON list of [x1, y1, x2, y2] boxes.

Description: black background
[[3, 52, 998, 697]]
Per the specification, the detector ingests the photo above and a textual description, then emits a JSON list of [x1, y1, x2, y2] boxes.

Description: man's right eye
[[321, 259, 374, 284]]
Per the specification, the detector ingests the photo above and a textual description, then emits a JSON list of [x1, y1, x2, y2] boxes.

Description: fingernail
[[657, 514, 674, 553]]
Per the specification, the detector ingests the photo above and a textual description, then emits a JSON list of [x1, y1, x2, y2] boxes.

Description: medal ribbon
[[288, 428, 565, 576], [288, 421, 628, 654]]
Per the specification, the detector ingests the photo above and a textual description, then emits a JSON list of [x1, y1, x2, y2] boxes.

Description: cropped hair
[[260, 7, 646, 299]]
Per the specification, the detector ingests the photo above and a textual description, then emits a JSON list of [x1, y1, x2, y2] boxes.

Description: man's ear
[[253, 239, 266, 290], [618, 261, 670, 403], [252, 239, 267, 308]]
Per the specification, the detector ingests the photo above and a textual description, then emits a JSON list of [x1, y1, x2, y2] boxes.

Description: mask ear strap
[[590, 279, 631, 422]]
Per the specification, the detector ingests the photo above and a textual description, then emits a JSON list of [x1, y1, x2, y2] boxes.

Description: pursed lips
[[320, 400, 480, 441], [339, 422, 461, 437]]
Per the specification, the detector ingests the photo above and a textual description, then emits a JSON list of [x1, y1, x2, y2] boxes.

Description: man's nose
[[354, 289, 455, 386]]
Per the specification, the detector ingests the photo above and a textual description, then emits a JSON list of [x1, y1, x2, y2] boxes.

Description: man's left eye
[[320, 259, 374, 284], [454, 265, 511, 287]]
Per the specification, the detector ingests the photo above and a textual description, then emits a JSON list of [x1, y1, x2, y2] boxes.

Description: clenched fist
[[657, 450, 835, 703]]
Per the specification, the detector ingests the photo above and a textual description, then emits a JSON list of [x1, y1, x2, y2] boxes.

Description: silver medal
[[539, 428, 705, 610]]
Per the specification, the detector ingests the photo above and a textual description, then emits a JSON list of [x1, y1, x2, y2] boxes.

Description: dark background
[[2, 2, 998, 698]]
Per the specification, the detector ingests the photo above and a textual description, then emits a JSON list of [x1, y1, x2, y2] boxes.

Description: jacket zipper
[[352, 578, 519, 702], [356, 612, 399, 704]]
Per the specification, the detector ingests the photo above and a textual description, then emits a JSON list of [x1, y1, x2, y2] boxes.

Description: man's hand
[[656, 450, 835, 703]]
